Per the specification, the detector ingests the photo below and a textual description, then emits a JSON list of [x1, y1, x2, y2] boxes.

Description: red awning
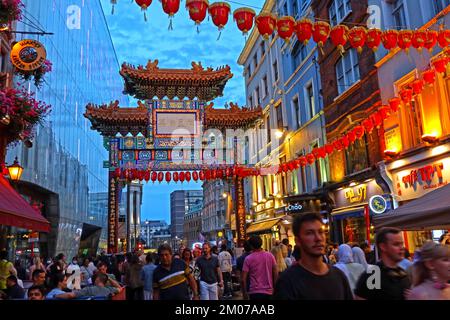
[[0, 175, 50, 232]]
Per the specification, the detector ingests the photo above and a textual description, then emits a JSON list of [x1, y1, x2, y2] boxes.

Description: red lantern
[[388, 97, 401, 113], [157, 172, 164, 183], [381, 30, 398, 50], [298, 156, 307, 167], [330, 25, 349, 54], [233, 8, 255, 36], [348, 27, 366, 54], [255, 13, 276, 40], [179, 171, 185, 182], [306, 153, 315, 165], [444, 47, 450, 58], [277, 16, 296, 43], [433, 56, 449, 74], [347, 131, 356, 144], [366, 28, 382, 52], [151, 171, 157, 183], [114, 168, 121, 179], [362, 118, 374, 134], [411, 79, 424, 95], [399, 88, 413, 105], [325, 144, 334, 155], [287, 161, 295, 171], [199, 170, 205, 181], [340, 136, 350, 149], [173, 171, 179, 182], [378, 106, 391, 120], [162, 0, 180, 16], [216, 169, 223, 179], [438, 29, 450, 48], [295, 19, 313, 45], [186, 0, 209, 25], [205, 170, 211, 180], [185, 171, 191, 182], [139, 170, 145, 181], [209, 2, 230, 30], [132, 169, 139, 180], [333, 139, 344, 151], [424, 30, 438, 52], [422, 69, 436, 86], [353, 125, 365, 139], [165, 172, 172, 183], [398, 30, 413, 54], [312, 21, 330, 48], [412, 30, 426, 54], [135, 0, 152, 21], [144, 170, 150, 182], [192, 171, 199, 181], [312, 147, 326, 160], [225, 167, 232, 177]]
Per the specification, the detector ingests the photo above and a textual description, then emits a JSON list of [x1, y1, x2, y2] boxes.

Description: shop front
[[328, 178, 392, 246], [379, 142, 450, 252]]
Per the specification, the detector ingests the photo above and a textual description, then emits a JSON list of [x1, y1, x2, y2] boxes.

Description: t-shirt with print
[[196, 255, 220, 284], [242, 250, 277, 295], [153, 259, 190, 300], [218, 251, 233, 273], [273, 263, 353, 300]]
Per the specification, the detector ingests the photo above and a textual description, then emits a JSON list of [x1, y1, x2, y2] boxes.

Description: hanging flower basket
[[0, 86, 51, 145], [0, 0, 23, 25], [15, 59, 52, 88]]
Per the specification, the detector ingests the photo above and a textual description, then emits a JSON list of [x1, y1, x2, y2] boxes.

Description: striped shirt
[[153, 259, 190, 300]]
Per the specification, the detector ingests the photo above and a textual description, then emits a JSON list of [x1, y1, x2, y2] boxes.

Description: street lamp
[[222, 192, 228, 199], [7, 157, 23, 181]]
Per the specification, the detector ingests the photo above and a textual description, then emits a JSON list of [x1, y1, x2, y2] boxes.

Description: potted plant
[[15, 59, 53, 88], [0, 0, 23, 25]]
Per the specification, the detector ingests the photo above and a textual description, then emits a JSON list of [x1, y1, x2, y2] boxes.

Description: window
[[306, 83, 315, 118], [253, 54, 258, 71], [434, 0, 450, 14], [329, 0, 352, 26], [336, 48, 360, 95], [345, 135, 369, 175], [276, 105, 283, 129], [292, 0, 299, 18], [255, 86, 260, 105], [260, 41, 265, 57], [292, 41, 307, 69], [265, 116, 271, 144], [292, 96, 300, 129], [246, 64, 251, 77], [248, 95, 253, 108], [392, 0, 407, 30], [262, 75, 268, 98], [311, 142, 322, 186], [273, 60, 279, 82]]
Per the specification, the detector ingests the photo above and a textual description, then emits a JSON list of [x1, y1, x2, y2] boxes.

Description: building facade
[[371, 0, 450, 252], [312, 0, 386, 246], [170, 190, 203, 239], [183, 203, 203, 248], [5, 0, 129, 259], [141, 220, 170, 249]]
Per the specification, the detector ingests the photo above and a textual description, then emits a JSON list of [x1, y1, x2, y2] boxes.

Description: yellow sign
[[344, 185, 367, 203], [10, 39, 47, 71]]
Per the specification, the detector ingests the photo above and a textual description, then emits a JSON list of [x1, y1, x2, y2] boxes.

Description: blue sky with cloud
[[100, 0, 264, 223]]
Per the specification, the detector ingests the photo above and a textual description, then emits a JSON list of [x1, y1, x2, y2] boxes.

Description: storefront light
[[7, 157, 23, 181], [275, 129, 284, 139], [384, 149, 399, 158], [349, 182, 357, 187]]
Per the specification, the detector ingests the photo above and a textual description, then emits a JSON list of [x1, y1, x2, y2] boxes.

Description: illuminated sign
[[344, 185, 367, 203], [384, 125, 402, 153], [369, 195, 387, 215], [10, 39, 46, 71], [286, 203, 303, 212]]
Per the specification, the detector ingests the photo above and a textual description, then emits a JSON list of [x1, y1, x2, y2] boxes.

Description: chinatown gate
[[84, 60, 262, 253]]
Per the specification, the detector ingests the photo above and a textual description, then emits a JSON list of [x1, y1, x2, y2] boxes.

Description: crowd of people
[[1, 213, 449, 300]]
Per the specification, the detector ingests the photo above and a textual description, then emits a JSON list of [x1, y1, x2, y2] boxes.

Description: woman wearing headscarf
[[352, 246, 369, 270], [333, 244, 365, 293], [407, 241, 450, 300]]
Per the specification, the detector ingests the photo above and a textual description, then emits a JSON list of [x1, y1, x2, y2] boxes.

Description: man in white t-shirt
[[218, 244, 233, 299]]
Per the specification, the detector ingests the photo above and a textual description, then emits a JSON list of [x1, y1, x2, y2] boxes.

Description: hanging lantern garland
[[366, 28, 382, 52], [161, 0, 181, 30], [276, 16, 296, 44], [233, 7, 255, 36], [255, 13, 276, 41], [348, 26, 366, 54], [186, 0, 209, 31], [312, 21, 330, 52], [135, 0, 152, 22], [209, 2, 231, 33], [295, 19, 313, 45], [330, 25, 348, 55]]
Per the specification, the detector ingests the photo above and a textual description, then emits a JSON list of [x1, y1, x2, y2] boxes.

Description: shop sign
[[103, 161, 110, 168], [333, 180, 384, 208], [394, 159, 449, 201], [344, 185, 367, 203], [10, 39, 47, 71], [234, 177, 246, 247], [369, 195, 387, 215], [286, 203, 303, 212]]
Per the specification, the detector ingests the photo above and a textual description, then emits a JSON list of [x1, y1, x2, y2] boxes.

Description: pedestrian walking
[[218, 244, 233, 299], [406, 241, 450, 300], [196, 242, 223, 300], [141, 253, 157, 300], [0, 251, 17, 291], [236, 240, 252, 297], [274, 213, 353, 300], [271, 240, 287, 273], [333, 244, 365, 294], [153, 244, 199, 300], [352, 246, 370, 271], [125, 254, 144, 300], [241, 236, 278, 301], [5, 275, 25, 299], [354, 227, 411, 300]]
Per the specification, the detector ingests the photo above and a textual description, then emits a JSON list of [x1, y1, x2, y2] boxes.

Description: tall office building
[[5, 0, 129, 259], [170, 190, 203, 239]]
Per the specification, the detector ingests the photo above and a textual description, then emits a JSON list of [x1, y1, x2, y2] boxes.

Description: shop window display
[[342, 217, 367, 245]]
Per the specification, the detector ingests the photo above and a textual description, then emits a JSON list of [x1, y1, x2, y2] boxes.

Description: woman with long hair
[[28, 256, 45, 280], [407, 241, 450, 300]]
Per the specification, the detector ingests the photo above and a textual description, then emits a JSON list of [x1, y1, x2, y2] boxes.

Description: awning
[[0, 175, 50, 232], [373, 183, 450, 231], [246, 218, 280, 234]]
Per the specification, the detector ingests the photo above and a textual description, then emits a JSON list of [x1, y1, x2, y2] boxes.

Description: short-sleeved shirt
[[196, 255, 220, 284], [273, 264, 353, 300], [153, 259, 190, 300], [46, 288, 66, 299], [354, 261, 411, 300], [242, 250, 277, 295]]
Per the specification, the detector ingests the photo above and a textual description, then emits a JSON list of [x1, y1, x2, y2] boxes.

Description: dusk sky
[[100, 0, 265, 223]]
